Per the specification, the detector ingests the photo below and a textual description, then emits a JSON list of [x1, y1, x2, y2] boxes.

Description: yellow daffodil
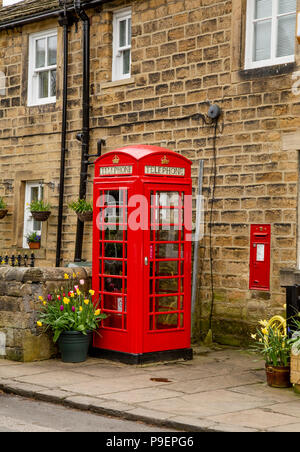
[[64, 273, 69, 280], [259, 320, 268, 327], [89, 290, 95, 296], [70, 292, 75, 298], [84, 299, 89, 305], [79, 306, 83, 311], [43, 301, 47, 306], [250, 334, 257, 340], [37, 321, 42, 327], [63, 297, 70, 304], [76, 289, 81, 296], [38, 296, 44, 301], [261, 328, 268, 336], [94, 309, 101, 316]]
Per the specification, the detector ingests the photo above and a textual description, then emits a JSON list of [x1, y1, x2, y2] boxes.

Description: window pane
[[38, 71, 48, 98], [123, 49, 130, 75], [50, 70, 56, 97], [277, 14, 296, 57], [278, 0, 296, 15], [255, 0, 272, 19], [47, 35, 57, 66], [119, 19, 126, 47], [128, 18, 131, 43], [36, 38, 46, 68], [253, 20, 271, 61]]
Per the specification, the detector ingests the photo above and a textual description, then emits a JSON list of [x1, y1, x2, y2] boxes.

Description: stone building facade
[[0, 0, 299, 344]]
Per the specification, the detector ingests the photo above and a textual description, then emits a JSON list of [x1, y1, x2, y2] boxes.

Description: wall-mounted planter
[[31, 211, 51, 222], [77, 211, 93, 222], [0, 209, 8, 219]]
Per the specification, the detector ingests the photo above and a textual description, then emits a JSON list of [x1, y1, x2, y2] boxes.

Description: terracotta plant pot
[[265, 363, 291, 388], [29, 242, 40, 250], [31, 211, 51, 222], [77, 211, 93, 222], [0, 209, 8, 219]]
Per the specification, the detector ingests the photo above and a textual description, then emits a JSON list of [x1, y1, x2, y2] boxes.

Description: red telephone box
[[91, 145, 193, 363]]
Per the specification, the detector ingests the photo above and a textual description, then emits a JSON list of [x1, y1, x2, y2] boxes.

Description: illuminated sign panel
[[100, 166, 133, 176], [145, 166, 185, 176]]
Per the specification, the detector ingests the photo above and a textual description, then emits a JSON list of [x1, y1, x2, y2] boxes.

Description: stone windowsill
[[280, 268, 300, 287], [101, 77, 135, 90]]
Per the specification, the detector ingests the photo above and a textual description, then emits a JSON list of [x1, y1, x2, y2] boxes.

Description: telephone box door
[[143, 184, 192, 353]]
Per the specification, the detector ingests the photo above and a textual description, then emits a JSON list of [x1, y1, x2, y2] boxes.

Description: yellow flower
[[76, 289, 81, 296], [259, 320, 268, 327], [37, 321, 42, 327], [261, 328, 268, 336], [94, 309, 101, 316], [64, 273, 69, 280], [70, 292, 75, 298], [43, 301, 47, 306], [38, 296, 44, 301], [63, 297, 70, 304], [250, 334, 257, 340], [73, 273, 76, 278], [79, 306, 83, 312], [84, 299, 89, 305], [89, 290, 95, 296]]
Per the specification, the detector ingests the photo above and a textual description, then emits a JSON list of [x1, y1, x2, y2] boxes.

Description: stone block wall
[[0, 0, 298, 345], [0, 266, 92, 361]]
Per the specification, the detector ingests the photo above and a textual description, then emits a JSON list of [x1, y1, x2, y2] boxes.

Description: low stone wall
[[0, 266, 92, 362]]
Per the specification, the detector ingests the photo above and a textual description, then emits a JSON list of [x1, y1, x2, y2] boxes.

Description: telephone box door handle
[[145, 257, 148, 266]]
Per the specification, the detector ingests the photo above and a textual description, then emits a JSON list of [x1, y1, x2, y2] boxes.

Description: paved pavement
[[0, 346, 300, 432]]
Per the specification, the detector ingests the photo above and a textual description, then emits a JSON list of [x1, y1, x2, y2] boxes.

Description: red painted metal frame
[[92, 145, 192, 356]]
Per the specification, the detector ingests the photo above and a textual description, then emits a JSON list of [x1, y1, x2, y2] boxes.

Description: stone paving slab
[[0, 347, 300, 432]]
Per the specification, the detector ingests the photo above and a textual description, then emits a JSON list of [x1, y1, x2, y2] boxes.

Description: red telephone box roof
[[94, 145, 192, 179]]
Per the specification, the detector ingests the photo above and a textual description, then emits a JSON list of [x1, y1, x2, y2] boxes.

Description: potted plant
[[69, 198, 93, 222], [29, 200, 52, 222], [0, 197, 7, 219], [251, 316, 292, 388], [36, 273, 107, 363], [26, 231, 41, 249], [288, 317, 300, 394]]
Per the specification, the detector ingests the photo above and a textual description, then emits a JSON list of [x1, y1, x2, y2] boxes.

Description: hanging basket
[[77, 211, 93, 222], [31, 211, 51, 222], [0, 209, 8, 219]]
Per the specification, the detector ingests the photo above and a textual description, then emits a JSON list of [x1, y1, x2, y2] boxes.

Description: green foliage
[[29, 200, 51, 212], [0, 197, 6, 209], [36, 273, 107, 343], [26, 231, 41, 243], [69, 199, 93, 214], [251, 321, 291, 367]]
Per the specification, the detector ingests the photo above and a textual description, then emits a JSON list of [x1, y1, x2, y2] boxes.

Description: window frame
[[2, 0, 23, 5], [245, 0, 296, 70], [112, 8, 132, 82], [23, 181, 43, 249], [27, 29, 57, 107]]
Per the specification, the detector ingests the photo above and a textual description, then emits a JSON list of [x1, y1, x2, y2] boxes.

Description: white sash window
[[112, 8, 132, 81], [245, 0, 296, 69]]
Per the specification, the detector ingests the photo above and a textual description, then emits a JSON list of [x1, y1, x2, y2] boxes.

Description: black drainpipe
[[56, 1, 72, 267], [74, 0, 90, 263]]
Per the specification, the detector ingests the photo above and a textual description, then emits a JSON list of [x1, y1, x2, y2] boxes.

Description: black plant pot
[[0, 209, 8, 219], [58, 331, 92, 363], [77, 211, 93, 222]]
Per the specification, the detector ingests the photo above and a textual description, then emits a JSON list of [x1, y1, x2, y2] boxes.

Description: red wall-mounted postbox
[[249, 224, 271, 291], [92, 145, 193, 363]]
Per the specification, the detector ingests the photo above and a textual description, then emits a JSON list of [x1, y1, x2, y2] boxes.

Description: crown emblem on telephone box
[[112, 155, 120, 164], [161, 155, 169, 165]]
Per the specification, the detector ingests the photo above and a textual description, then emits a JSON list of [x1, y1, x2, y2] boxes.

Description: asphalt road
[[0, 392, 176, 432]]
